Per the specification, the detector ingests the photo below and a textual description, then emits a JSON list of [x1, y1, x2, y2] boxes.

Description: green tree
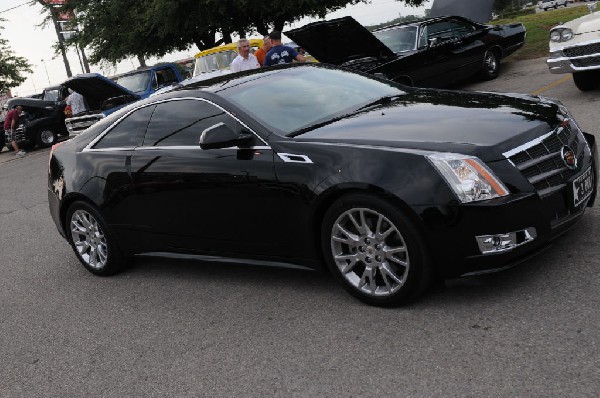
[[0, 22, 32, 93], [59, 0, 429, 66]]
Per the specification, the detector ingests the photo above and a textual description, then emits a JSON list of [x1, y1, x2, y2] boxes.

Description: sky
[[1, 0, 432, 97]]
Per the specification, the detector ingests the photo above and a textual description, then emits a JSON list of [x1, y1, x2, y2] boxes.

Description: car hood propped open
[[286, 16, 396, 65], [62, 73, 139, 111]]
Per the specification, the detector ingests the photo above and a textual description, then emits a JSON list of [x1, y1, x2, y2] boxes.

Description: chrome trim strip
[[92, 145, 273, 152], [502, 130, 556, 159], [83, 97, 269, 152], [138, 252, 314, 271], [552, 37, 600, 53], [277, 153, 314, 163], [475, 227, 537, 255]]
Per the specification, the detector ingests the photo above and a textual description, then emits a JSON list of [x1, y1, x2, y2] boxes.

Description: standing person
[[65, 89, 88, 117], [254, 35, 272, 66], [263, 30, 306, 67], [3, 105, 25, 157], [230, 39, 261, 73]]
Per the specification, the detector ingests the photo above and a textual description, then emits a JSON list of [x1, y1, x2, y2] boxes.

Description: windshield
[[214, 66, 404, 136], [43, 89, 59, 102], [114, 71, 151, 93], [194, 51, 238, 75], [373, 26, 418, 53]]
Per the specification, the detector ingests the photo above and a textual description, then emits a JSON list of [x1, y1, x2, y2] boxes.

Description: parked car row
[[2, 63, 185, 151], [539, 0, 569, 11]]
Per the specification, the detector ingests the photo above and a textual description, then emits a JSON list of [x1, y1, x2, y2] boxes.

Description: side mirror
[[199, 122, 253, 150], [427, 37, 439, 48]]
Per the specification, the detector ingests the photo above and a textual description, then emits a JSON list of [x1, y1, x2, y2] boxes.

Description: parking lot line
[[531, 75, 572, 95]]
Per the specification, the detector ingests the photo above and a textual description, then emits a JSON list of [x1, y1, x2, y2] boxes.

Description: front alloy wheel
[[322, 194, 432, 306], [67, 201, 126, 275], [331, 208, 409, 296]]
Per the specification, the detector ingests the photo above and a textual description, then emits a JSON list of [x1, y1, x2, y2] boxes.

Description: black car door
[[129, 98, 279, 256], [409, 19, 481, 87]]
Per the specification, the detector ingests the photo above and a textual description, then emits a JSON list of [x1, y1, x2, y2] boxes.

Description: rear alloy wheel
[[572, 71, 600, 92], [37, 129, 58, 147], [322, 194, 432, 306], [66, 201, 126, 276], [480, 50, 500, 80]]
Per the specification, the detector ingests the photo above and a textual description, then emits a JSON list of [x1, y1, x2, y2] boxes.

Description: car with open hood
[[48, 63, 596, 306], [285, 15, 525, 88], [2, 96, 68, 150], [62, 73, 140, 135], [547, 2, 600, 91]]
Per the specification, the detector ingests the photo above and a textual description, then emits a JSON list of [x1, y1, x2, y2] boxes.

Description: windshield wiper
[[354, 94, 405, 112], [287, 94, 405, 138]]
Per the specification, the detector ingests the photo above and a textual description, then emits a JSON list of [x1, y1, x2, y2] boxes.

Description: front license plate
[[572, 166, 594, 208]]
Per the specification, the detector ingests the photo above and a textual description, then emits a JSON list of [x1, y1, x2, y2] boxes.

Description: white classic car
[[547, 2, 600, 91]]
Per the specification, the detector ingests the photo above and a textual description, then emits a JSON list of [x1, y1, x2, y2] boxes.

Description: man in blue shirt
[[263, 30, 306, 67]]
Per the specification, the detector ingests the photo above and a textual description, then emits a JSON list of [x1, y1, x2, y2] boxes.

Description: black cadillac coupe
[[48, 64, 597, 306]]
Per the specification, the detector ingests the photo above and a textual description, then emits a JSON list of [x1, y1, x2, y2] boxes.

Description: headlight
[[550, 28, 573, 42], [427, 153, 509, 203]]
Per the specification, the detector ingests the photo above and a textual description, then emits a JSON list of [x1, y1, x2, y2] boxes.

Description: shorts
[[4, 128, 15, 142]]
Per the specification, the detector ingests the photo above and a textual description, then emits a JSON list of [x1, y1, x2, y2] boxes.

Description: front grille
[[563, 42, 600, 57], [506, 121, 586, 197], [571, 56, 600, 67]]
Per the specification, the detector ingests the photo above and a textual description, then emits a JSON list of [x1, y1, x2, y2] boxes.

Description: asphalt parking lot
[[1, 58, 599, 397]]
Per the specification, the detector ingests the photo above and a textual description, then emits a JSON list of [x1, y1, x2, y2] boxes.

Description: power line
[[0, 2, 28, 15]]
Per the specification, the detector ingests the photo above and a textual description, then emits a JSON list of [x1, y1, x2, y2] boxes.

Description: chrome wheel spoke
[[333, 223, 360, 244], [381, 263, 403, 285], [359, 267, 377, 294]]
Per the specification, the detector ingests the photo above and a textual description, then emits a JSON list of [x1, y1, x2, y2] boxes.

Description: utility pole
[[38, 1, 72, 78]]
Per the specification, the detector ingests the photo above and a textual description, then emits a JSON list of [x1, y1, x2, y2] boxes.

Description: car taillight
[[49, 141, 66, 168]]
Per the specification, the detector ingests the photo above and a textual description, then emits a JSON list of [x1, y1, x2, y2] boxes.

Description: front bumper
[[547, 40, 600, 74], [419, 133, 597, 278]]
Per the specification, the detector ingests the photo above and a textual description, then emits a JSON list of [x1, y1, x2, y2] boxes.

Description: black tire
[[321, 193, 433, 307], [36, 129, 58, 148], [479, 49, 500, 80], [66, 201, 127, 276], [572, 71, 600, 91]]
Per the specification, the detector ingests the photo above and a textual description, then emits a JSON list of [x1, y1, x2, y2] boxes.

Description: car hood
[[429, 0, 494, 23], [285, 16, 395, 65], [559, 10, 600, 35], [295, 89, 563, 162], [62, 73, 139, 107]]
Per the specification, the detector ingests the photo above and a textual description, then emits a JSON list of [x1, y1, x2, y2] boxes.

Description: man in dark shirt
[[3, 105, 25, 157], [263, 30, 306, 67]]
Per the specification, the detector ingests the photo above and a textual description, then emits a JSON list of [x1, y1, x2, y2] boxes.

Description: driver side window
[[142, 99, 243, 147]]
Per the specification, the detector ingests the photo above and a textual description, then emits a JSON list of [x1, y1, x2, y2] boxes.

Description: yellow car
[[193, 39, 263, 76]]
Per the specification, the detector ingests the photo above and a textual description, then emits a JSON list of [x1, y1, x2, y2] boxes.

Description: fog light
[[476, 227, 537, 254]]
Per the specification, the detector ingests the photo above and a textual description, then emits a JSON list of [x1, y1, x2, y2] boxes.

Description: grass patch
[[495, 5, 590, 60]]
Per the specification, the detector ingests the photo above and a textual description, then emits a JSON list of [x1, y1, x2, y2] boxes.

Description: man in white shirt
[[230, 39, 260, 73], [65, 89, 88, 116]]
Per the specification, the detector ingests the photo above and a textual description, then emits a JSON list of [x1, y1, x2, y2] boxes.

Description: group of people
[[229, 30, 306, 73]]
